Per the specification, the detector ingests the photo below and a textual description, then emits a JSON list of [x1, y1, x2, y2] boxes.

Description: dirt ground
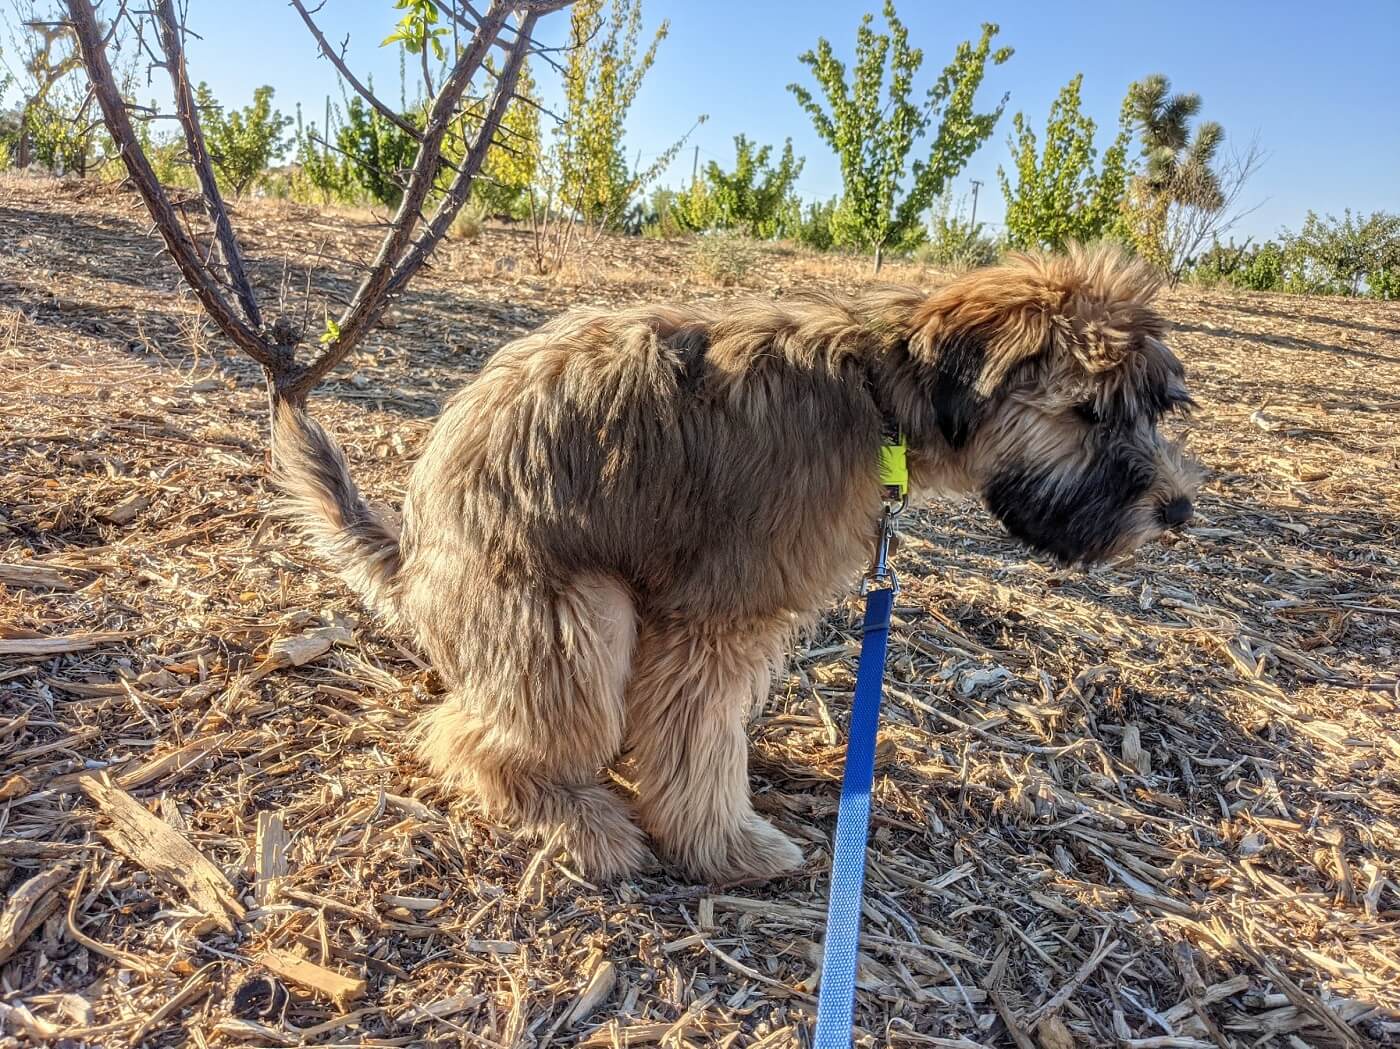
[[1, 172, 1398, 1048]]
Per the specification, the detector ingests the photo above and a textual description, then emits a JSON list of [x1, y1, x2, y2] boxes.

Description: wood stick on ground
[[256, 947, 367, 1009], [0, 862, 76, 966], [77, 774, 245, 933]]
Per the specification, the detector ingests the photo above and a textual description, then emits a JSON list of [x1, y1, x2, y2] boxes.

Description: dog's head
[[892, 244, 1200, 565]]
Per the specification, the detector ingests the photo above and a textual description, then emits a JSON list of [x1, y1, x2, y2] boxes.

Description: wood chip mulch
[[2, 172, 1398, 1047]]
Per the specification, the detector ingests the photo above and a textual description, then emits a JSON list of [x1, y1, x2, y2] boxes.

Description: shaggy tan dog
[[276, 244, 1199, 883]]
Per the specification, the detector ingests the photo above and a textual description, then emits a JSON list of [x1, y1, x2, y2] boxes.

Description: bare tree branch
[[289, 0, 423, 143], [64, 0, 277, 370], [428, 0, 572, 74], [65, 0, 568, 412], [290, 7, 539, 397], [1162, 137, 1268, 286], [387, 11, 539, 297], [419, 30, 436, 98], [288, 0, 512, 396], [152, 0, 262, 329]]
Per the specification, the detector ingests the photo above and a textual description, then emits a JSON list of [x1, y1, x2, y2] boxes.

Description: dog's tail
[[272, 401, 402, 622]]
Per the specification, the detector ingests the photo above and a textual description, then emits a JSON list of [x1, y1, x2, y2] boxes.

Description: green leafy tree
[[2, 11, 108, 174], [678, 180, 720, 231], [702, 135, 804, 237], [1234, 241, 1288, 292], [292, 99, 353, 203], [793, 196, 839, 251], [1369, 265, 1400, 301], [6, 15, 81, 168], [1188, 239, 1273, 290], [0, 58, 14, 164], [529, 0, 701, 270], [552, 0, 693, 230], [131, 98, 188, 187], [788, 1, 1012, 271], [1290, 210, 1400, 296], [997, 75, 1132, 251], [24, 96, 96, 173], [638, 186, 691, 238], [0, 98, 17, 169], [334, 92, 420, 206], [194, 83, 292, 197]]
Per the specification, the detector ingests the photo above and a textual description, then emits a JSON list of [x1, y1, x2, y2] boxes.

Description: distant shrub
[[1368, 266, 1400, 301], [702, 134, 804, 238], [915, 215, 1000, 269], [290, 101, 353, 204], [1190, 215, 1400, 298], [1189, 239, 1293, 292], [912, 194, 1000, 268], [335, 95, 419, 207], [640, 185, 705, 239], [449, 200, 488, 242], [130, 104, 190, 188], [1289, 210, 1400, 297], [1233, 241, 1288, 291], [25, 98, 97, 174], [689, 231, 757, 286], [793, 196, 838, 251], [0, 100, 20, 170]]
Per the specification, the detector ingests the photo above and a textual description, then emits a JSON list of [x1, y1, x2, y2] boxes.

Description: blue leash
[[814, 506, 900, 1048]]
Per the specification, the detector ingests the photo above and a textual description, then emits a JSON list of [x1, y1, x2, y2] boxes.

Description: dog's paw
[[690, 815, 804, 885], [564, 814, 654, 883]]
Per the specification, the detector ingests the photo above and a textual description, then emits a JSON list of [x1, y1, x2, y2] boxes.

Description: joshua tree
[[1129, 74, 1223, 209], [1124, 74, 1225, 269]]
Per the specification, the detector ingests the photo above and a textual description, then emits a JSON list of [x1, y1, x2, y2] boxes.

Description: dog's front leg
[[624, 617, 803, 884]]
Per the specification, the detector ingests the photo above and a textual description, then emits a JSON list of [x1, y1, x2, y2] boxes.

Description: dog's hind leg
[[416, 575, 650, 881], [624, 616, 803, 884]]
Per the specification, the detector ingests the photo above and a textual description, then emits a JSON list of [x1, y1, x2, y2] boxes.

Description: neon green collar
[[878, 429, 908, 500]]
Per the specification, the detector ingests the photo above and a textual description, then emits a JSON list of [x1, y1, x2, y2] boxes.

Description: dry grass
[[1, 172, 1398, 1048]]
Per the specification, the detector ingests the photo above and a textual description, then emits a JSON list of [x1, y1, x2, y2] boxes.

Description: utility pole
[[968, 179, 983, 227], [691, 145, 699, 188]]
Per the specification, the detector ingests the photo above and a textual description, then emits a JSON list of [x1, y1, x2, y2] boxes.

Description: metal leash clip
[[865, 423, 908, 595], [863, 501, 903, 595]]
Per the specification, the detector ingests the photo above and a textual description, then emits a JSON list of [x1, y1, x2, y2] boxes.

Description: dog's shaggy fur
[[276, 244, 1199, 883]]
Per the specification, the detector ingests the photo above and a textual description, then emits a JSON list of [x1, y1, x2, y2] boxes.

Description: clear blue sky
[[149, 2, 1400, 240]]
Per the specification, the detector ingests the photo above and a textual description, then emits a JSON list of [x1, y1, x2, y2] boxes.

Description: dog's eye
[[1167, 391, 1198, 415], [1073, 402, 1101, 425]]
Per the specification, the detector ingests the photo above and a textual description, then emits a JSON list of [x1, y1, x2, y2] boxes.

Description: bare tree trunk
[[16, 113, 32, 169], [873, 243, 884, 274]]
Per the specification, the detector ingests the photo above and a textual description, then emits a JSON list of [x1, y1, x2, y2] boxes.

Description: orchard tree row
[[1, 0, 1394, 296]]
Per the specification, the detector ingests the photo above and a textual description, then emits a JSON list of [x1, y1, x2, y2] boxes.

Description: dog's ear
[[907, 243, 1163, 415], [1054, 314, 1133, 374]]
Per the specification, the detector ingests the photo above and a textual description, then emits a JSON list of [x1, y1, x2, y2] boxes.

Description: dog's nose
[[1159, 496, 1193, 528]]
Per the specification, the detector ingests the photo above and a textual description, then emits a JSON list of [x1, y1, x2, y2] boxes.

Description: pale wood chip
[[77, 775, 245, 932], [256, 947, 366, 1008]]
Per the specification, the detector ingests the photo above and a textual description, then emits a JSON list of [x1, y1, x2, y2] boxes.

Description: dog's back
[[394, 300, 888, 669]]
